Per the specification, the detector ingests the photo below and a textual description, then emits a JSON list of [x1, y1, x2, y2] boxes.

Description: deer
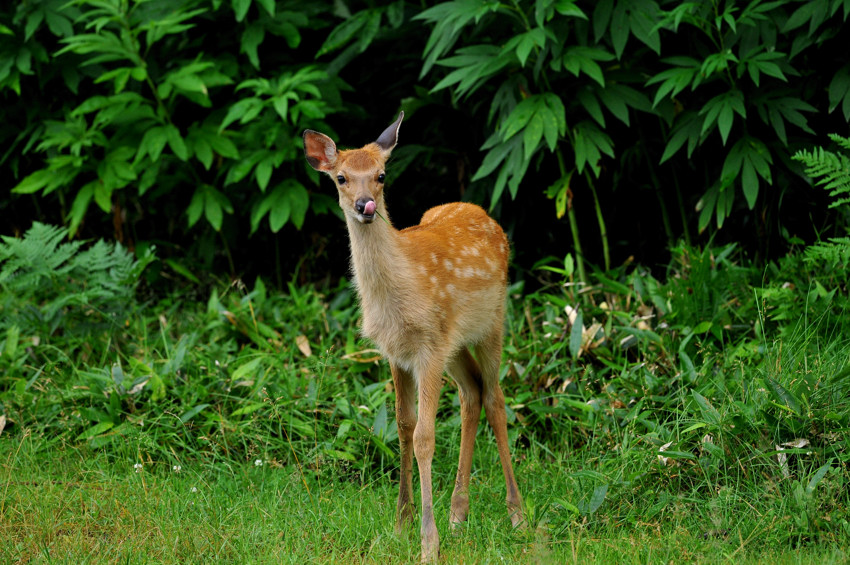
[[302, 112, 524, 563]]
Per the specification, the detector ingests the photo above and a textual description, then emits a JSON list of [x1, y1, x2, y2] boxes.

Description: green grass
[[2, 434, 848, 564], [1, 236, 849, 563]]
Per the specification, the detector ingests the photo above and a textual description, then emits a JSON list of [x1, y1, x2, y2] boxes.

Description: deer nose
[[355, 198, 376, 216]]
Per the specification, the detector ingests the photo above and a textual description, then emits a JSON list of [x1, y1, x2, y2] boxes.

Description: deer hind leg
[[391, 362, 417, 531], [474, 326, 525, 528], [445, 348, 483, 527]]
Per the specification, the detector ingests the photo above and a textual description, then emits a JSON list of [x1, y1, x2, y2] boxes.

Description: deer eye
[[337, 175, 346, 184], [377, 173, 385, 183]]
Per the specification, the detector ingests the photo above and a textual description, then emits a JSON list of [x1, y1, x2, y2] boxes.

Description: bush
[[4, 1, 850, 284]]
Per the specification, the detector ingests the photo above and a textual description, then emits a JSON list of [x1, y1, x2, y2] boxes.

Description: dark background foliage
[[3, 0, 850, 289]]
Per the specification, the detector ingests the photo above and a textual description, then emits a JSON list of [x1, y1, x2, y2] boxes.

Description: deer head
[[303, 112, 404, 224]]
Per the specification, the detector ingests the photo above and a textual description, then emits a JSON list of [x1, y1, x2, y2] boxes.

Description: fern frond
[[828, 133, 850, 151], [792, 136, 850, 210], [0, 222, 154, 338], [803, 237, 850, 266]]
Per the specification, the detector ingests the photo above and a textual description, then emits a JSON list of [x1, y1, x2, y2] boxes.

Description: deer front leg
[[413, 369, 442, 563], [391, 363, 417, 530]]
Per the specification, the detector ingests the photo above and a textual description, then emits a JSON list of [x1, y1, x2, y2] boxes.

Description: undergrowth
[[1, 217, 849, 558]]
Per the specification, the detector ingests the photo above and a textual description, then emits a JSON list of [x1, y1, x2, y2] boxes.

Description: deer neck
[[345, 202, 411, 304]]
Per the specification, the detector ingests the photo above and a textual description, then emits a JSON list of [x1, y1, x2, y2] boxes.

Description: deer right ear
[[303, 130, 338, 172]]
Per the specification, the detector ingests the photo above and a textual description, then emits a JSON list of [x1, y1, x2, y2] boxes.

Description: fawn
[[303, 112, 523, 562]]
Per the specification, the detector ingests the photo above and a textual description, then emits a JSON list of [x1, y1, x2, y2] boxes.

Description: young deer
[[303, 112, 523, 562]]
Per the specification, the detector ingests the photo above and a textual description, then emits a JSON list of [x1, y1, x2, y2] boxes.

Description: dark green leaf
[[187, 188, 204, 227], [577, 88, 605, 127], [232, 0, 251, 22], [692, 390, 721, 426], [317, 10, 371, 57], [765, 377, 801, 414], [592, 0, 614, 43], [12, 169, 52, 194], [164, 124, 188, 161], [68, 182, 95, 236], [193, 137, 213, 170], [179, 404, 210, 423], [256, 0, 275, 16], [241, 23, 265, 69], [255, 154, 276, 191], [569, 308, 583, 358], [523, 113, 544, 160], [828, 67, 850, 120], [269, 190, 291, 232], [610, 1, 629, 59], [554, 0, 587, 19], [357, 10, 382, 53], [741, 160, 758, 209], [219, 97, 263, 131], [288, 181, 310, 229]]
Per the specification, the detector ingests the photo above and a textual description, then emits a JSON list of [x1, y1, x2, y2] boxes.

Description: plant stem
[[584, 169, 610, 271], [639, 125, 675, 248], [556, 148, 588, 286], [672, 173, 692, 246]]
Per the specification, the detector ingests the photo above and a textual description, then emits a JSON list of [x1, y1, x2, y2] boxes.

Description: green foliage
[[664, 243, 755, 339], [4, 0, 850, 284], [0, 225, 848, 552], [415, 0, 850, 261], [4, 0, 343, 239], [0, 222, 153, 340], [794, 133, 850, 210], [756, 134, 850, 339]]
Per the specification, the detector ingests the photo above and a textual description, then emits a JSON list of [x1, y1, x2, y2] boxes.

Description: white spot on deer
[[429, 275, 438, 285], [460, 245, 481, 257], [418, 264, 427, 276], [443, 259, 454, 271], [431, 253, 438, 265], [446, 283, 456, 297]]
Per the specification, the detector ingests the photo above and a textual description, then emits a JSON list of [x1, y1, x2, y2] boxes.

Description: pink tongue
[[364, 200, 376, 215]]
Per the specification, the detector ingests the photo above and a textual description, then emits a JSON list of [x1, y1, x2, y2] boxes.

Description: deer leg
[[391, 363, 417, 530], [445, 348, 483, 527], [475, 328, 525, 528], [413, 364, 443, 563]]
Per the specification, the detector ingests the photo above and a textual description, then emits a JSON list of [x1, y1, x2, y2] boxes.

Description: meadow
[[1, 225, 848, 563]]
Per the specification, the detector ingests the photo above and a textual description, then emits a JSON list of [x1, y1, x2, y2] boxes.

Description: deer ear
[[375, 111, 404, 154], [303, 130, 338, 172]]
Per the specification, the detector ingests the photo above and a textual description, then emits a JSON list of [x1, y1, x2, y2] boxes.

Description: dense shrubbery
[[3, 0, 850, 284]]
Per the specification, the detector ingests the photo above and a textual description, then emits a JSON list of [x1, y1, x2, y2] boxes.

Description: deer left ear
[[375, 111, 404, 155]]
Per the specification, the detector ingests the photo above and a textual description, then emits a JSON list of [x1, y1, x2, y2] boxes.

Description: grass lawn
[[3, 434, 847, 564]]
